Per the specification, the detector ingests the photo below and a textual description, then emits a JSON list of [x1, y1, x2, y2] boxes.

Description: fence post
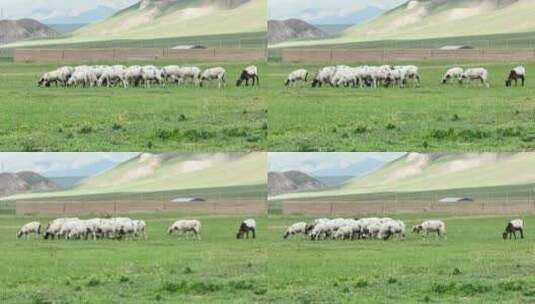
[[329, 203, 334, 217]]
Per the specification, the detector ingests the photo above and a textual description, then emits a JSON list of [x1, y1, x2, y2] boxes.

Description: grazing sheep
[[200, 67, 226, 88], [236, 219, 256, 239], [386, 68, 407, 88], [331, 68, 357, 88], [283, 222, 307, 239], [412, 220, 446, 238], [168, 220, 201, 240], [334, 225, 354, 240], [395, 65, 420, 86], [133, 220, 147, 239], [17, 221, 41, 239], [311, 66, 336, 87], [67, 67, 97, 88], [44, 218, 79, 240], [236, 65, 259, 87], [285, 69, 309, 86], [506, 66, 526, 87], [459, 68, 490, 88], [141, 65, 162, 88], [123, 65, 144, 88], [503, 219, 524, 240], [98, 66, 126, 88], [442, 67, 464, 84], [377, 219, 405, 240]]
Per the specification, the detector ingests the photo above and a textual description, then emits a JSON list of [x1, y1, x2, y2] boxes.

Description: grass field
[[2, 212, 535, 303], [266, 61, 535, 151], [0, 61, 267, 151]]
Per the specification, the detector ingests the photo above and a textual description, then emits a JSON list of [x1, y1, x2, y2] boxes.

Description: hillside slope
[[268, 19, 326, 44], [0, 19, 58, 44], [3, 153, 266, 200], [3, 0, 265, 48], [268, 171, 325, 196], [272, 0, 535, 47], [272, 153, 535, 200], [0, 171, 58, 197]]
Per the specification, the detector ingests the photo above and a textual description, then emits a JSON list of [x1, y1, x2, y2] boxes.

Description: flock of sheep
[[285, 65, 527, 88], [16, 217, 524, 241], [38, 65, 260, 89]]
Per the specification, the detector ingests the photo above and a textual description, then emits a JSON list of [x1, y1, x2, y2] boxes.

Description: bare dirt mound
[[268, 171, 325, 197]]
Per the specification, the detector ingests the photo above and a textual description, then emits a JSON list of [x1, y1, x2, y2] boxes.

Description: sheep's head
[[236, 231, 243, 239], [412, 225, 422, 233], [502, 231, 508, 240], [16, 230, 23, 239], [505, 79, 512, 87]]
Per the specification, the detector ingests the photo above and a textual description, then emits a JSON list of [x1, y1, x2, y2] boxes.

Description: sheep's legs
[[519, 229, 524, 239]]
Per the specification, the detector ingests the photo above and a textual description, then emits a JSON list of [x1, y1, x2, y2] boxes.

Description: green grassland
[[266, 60, 535, 151], [0, 61, 267, 151], [2, 213, 535, 303]]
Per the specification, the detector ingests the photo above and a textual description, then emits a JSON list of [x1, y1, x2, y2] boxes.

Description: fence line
[[281, 200, 535, 216], [280, 48, 535, 64], [14, 48, 267, 64], [15, 200, 268, 216]]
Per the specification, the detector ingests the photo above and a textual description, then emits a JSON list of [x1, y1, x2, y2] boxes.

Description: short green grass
[[267, 61, 535, 151], [1, 213, 535, 303], [0, 61, 267, 151]]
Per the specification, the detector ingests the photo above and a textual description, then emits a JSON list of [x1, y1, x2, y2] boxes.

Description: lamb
[[283, 222, 307, 239], [412, 220, 446, 238], [236, 65, 259, 87], [285, 69, 309, 86], [442, 67, 464, 84], [503, 219, 524, 240], [168, 220, 201, 239], [236, 219, 256, 239], [17, 221, 41, 239], [459, 68, 490, 88], [311, 66, 336, 87], [200, 67, 226, 88], [506, 66, 526, 87]]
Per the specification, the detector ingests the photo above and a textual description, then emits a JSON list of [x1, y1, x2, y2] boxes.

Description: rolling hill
[[0, 19, 58, 44], [268, 171, 325, 197], [271, 153, 535, 200], [0, 171, 58, 197], [3, 0, 266, 48], [271, 0, 535, 48], [268, 19, 327, 44], [2, 153, 267, 201]]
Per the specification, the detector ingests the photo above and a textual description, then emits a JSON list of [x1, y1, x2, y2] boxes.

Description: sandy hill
[[0, 19, 58, 44], [0, 171, 58, 197], [268, 171, 325, 197], [271, 0, 535, 47], [268, 19, 327, 44], [271, 153, 535, 200]]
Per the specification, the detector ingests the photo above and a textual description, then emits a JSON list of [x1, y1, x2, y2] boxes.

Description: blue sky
[[0, 0, 137, 19], [268, 0, 406, 21], [0, 153, 138, 177], [268, 152, 404, 177]]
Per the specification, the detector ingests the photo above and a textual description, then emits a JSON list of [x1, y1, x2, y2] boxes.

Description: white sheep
[[459, 68, 490, 88], [123, 65, 143, 88], [168, 220, 201, 240], [200, 67, 226, 88], [395, 65, 420, 86], [236, 219, 256, 239], [98, 66, 125, 88], [311, 66, 336, 87], [506, 66, 526, 87], [17, 221, 41, 239], [503, 219, 524, 240], [44, 218, 79, 240], [141, 65, 162, 88], [236, 65, 259, 87], [133, 220, 146, 239], [442, 67, 464, 84], [283, 222, 307, 239], [285, 69, 309, 87], [412, 220, 446, 238]]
